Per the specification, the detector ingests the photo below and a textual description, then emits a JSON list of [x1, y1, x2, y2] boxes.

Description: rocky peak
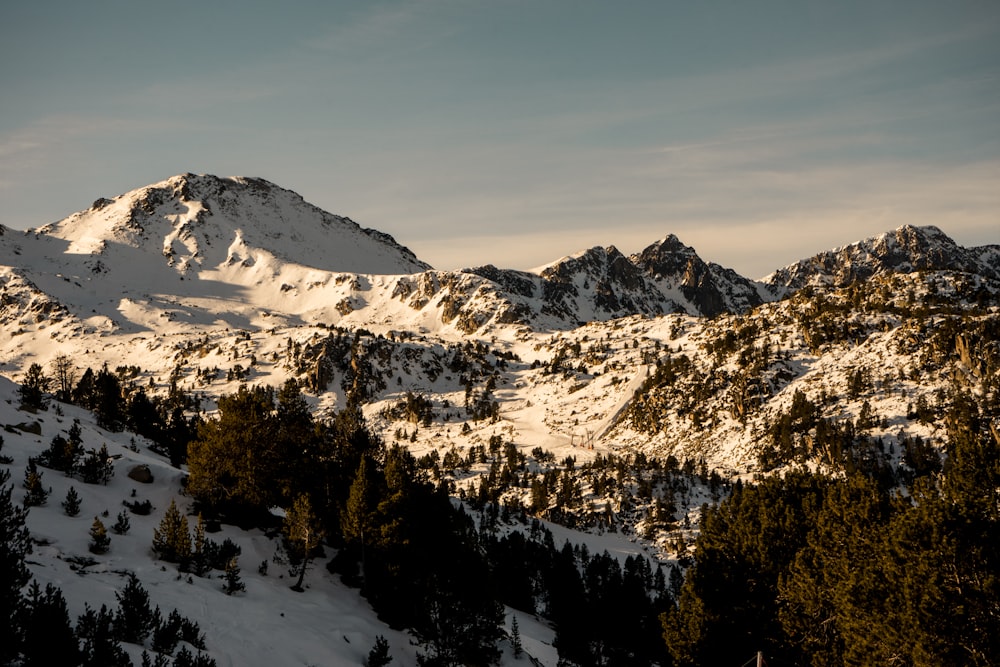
[[630, 235, 772, 317], [630, 234, 700, 279], [764, 225, 999, 290]]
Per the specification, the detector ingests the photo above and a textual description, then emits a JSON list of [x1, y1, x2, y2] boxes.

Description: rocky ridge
[[2, 175, 998, 480]]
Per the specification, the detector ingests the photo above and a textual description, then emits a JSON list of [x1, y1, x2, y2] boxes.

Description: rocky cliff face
[[630, 234, 779, 316]]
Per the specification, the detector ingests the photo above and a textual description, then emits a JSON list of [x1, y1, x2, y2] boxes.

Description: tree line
[[662, 387, 1000, 666]]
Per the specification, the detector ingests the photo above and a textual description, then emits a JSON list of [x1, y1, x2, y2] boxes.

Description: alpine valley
[[1, 173, 998, 666]]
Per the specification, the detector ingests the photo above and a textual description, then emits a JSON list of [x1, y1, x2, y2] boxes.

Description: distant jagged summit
[[3, 173, 996, 343], [35, 173, 431, 276], [534, 245, 670, 319], [630, 234, 778, 316], [464, 236, 778, 323], [763, 225, 1000, 290]]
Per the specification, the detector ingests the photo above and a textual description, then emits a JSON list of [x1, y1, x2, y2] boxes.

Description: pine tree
[[52, 354, 77, 403], [341, 456, 378, 584], [93, 364, 125, 431], [152, 499, 191, 564], [166, 406, 192, 469], [190, 513, 207, 574], [365, 635, 392, 667], [89, 517, 110, 554], [40, 433, 81, 474], [171, 646, 217, 667], [185, 384, 279, 520], [0, 469, 32, 664], [19, 580, 80, 667], [141, 650, 171, 667], [113, 573, 155, 643], [68, 419, 84, 458], [79, 444, 114, 485], [283, 495, 322, 592], [152, 608, 183, 655], [18, 362, 51, 411], [273, 379, 316, 505], [22, 460, 48, 507], [172, 647, 195, 667], [62, 485, 82, 516], [178, 615, 207, 650], [77, 603, 131, 667], [112, 509, 131, 535], [510, 616, 523, 659], [222, 557, 245, 595], [73, 367, 97, 409]]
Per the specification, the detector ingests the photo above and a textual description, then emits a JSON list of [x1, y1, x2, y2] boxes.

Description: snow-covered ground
[[3, 175, 997, 664], [2, 375, 685, 665]]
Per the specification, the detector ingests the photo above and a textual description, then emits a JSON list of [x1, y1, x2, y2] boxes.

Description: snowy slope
[[3, 177, 999, 664], [0, 375, 580, 666], [35, 173, 430, 276], [3, 174, 997, 480]]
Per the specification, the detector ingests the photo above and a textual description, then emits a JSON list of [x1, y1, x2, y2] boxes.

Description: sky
[[1, 0, 998, 278]]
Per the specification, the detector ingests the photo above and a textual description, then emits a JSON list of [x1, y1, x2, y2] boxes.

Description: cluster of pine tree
[[335, 446, 504, 665], [33, 419, 116, 485], [662, 388, 1000, 666], [151, 500, 243, 586], [483, 521, 674, 665], [183, 380, 504, 662], [20, 357, 199, 467], [0, 469, 214, 666], [182, 378, 684, 664], [453, 440, 721, 547]]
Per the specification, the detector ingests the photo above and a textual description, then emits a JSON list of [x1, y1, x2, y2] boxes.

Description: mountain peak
[[630, 234, 772, 316], [764, 224, 997, 289], [34, 173, 431, 276], [649, 233, 690, 251]]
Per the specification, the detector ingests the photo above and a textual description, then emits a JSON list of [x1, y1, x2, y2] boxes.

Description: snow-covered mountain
[[463, 237, 778, 326], [3, 174, 999, 666], [762, 224, 1000, 289], [35, 173, 430, 276], [629, 234, 781, 316], [0, 174, 434, 334], [18, 175, 995, 348], [3, 174, 768, 349], [2, 175, 998, 473]]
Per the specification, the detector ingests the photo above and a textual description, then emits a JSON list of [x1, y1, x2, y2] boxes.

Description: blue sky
[[2, 1, 997, 277]]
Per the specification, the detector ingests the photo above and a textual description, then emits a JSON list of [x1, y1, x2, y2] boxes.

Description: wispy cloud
[[0, 115, 124, 185], [348, 118, 1000, 276], [0, 114, 190, 178], [304, 1, 460, 61]]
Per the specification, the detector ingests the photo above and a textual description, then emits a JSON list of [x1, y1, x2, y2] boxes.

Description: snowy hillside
[[3, 373, 682, 666], [34, 173, 430, 276], [2, 176, 997, 477], [2, 175, 999, 665]]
